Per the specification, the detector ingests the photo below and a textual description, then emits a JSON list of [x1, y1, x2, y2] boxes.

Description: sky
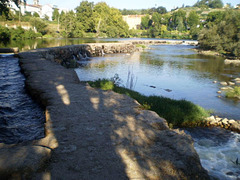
[[28, 0, 239, 11]]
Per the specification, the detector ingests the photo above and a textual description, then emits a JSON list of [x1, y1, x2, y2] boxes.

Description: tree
[[209, 0, 223, 8], [0, 25, 10, 41], [156, 6, 167, 14], [30, 17, 47, 35], [150, 12, 162, 37], [187, 11, 200, 28], [93, 2, 129, 37], [171, 9, 187, 31], [194, 0, 223, 9], [141, 15, 151, 29], [52, 8, 59, 21], [75, 1, 95, 32], [33, 12, 40, 17], [206, 11, 224, 23], [198, 10, 240, 57]]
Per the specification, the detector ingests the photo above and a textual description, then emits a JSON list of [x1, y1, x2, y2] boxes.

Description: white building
[[8, 0, 67, 21], [122, 15, 147, 30]]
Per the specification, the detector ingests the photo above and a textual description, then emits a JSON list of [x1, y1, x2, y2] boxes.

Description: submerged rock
[[220, 82, 228, 86], [224, 59, 240, 65]]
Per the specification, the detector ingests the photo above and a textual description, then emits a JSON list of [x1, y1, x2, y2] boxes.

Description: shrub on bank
[[0, 25, 42, 41], [88, 79, 210, 127], [0, 25, 10, 41], [226, 86, 240, 99]]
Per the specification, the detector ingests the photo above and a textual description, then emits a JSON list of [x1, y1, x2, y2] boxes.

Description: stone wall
[[37, 40, 198, 68], [38, 43, 137, 68]]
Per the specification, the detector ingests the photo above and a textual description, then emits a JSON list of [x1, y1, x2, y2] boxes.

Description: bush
[[226, 86, 240, 99], [0, 25, 10, 41], [30, 17, 48, 35], [88, 79, 114, 90], [0, 25, 42, 41], [198, 10, 240, 57]]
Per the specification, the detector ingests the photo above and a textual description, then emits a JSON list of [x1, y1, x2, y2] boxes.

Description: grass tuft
[[88, 79, 211, 127]]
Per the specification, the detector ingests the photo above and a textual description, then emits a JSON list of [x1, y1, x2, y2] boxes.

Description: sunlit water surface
[[75, 45, 240, 119]]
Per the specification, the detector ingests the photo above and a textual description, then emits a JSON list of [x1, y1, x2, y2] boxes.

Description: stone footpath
[[0, 48, 210, 179]]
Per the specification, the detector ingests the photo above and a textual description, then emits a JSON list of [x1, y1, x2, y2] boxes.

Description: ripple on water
[[0, 54, 45, 144]]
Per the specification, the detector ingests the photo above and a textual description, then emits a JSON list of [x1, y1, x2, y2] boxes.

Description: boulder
[[228, 82, 235, 86], [221, 118, 229, 126], [220, 86, 233, 91], [220, 82, 228, 86], [230, 122, 240, 133]]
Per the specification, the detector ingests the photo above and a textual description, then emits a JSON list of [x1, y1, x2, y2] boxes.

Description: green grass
[[226, 86, 240, 99], [88, 79, 211, 127], [136, 44, 147, 49]]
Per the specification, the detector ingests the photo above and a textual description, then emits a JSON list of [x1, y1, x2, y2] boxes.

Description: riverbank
[[0, 45, 209, 178], [193, 47, 240, 61]]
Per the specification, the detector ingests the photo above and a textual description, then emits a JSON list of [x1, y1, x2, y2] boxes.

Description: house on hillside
[[8, 0, 68, 21], [122, 15, 146, 29]]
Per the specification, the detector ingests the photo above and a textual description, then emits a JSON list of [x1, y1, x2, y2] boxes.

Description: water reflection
[[0, 38, 118, 52]]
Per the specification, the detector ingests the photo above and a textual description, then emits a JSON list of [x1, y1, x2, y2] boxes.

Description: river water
[[75, 44, 240, 119], [75, 44, 240, 179], [0, 54, 45, 144]]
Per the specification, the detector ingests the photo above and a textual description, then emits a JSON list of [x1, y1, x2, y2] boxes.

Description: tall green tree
[[199, 10, 240, 57], [52, 8, 59, 21], [75, 1, 95, 32], [141, 15, 151, 29], [187, 11, 200, 28], [187, 11, 200, 39], [171, 9, 187, 31], [156, 6, 167, 14], [93, 2, 129, 37], [30, 17, 47, 35], [149, 12, 162, 37], [209, 0, 223, 8]]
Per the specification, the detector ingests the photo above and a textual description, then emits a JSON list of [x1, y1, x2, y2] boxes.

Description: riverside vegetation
[[88, 78, 211, 127]]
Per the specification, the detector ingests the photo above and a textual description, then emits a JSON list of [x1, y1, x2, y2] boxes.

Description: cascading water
[[0, 54, 45, 144], [185, 127, 240, 180]]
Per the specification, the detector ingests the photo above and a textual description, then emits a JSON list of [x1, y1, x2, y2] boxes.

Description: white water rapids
[[185, 127, 240, 180]]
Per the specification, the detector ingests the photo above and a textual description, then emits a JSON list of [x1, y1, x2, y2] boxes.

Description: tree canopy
[[194, 0, 223, 8], [198, 10, 240, 57], [59, 1, 129, 38]]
